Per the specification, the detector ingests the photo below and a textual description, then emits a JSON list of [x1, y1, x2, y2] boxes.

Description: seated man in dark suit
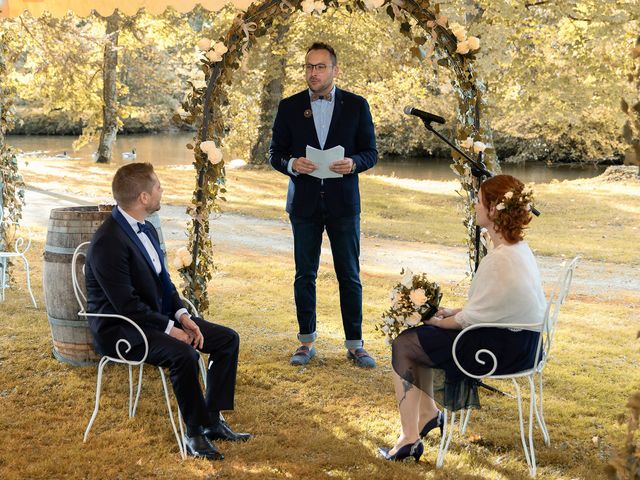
[[85, 162, 251, 460]]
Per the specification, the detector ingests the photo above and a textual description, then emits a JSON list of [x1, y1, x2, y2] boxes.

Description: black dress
[[391, 325, 540, 411]]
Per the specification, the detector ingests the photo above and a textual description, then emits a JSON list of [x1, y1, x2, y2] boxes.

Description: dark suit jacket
[[85, 210, 184, 354], [269, 87, 377, 218]]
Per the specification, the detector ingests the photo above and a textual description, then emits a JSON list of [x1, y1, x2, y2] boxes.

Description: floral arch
[[178, 0, 498, 310]]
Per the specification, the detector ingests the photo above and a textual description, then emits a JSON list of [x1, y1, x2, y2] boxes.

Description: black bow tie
[[137, 222, 152, 234], [311, 93, 332, 102]]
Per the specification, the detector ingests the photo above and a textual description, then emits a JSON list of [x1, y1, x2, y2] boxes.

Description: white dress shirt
[[287, 85, 337, 175]]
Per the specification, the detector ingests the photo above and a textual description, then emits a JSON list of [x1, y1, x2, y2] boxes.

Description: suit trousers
[[290, 197, 363, 347], [123, 317, 239, 433]]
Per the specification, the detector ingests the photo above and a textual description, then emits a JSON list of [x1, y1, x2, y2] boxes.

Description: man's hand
[[292, 157, 318, 174], [180, 314, 204, 350], [168, 326, 192, 345], [329, 157, 354, 175]]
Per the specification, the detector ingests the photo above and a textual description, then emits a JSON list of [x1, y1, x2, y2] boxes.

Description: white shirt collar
[[118, 206, 144, 233]]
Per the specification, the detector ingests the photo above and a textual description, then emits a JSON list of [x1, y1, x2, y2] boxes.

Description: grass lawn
[[1, 158, 638, 478]]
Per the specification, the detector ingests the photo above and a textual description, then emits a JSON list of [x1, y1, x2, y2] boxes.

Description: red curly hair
[[479, 174, 533, 244]]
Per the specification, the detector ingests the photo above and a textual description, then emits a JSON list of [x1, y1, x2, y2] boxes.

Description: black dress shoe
[[204, 420, 252, 442], [184, 433, 224, 460], [378, 439, 424, 462], [419, 410, 444, 439]]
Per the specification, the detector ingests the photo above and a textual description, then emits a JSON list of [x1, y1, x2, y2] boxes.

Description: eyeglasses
[[303, 63, 333, 73]]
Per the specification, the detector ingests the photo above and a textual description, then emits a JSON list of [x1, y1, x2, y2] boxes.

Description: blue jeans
[[290, 201, 363, 350]]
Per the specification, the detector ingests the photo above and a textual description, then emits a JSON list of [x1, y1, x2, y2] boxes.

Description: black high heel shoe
[[378, 439, 424, 462], [419, 410, 443, 439]]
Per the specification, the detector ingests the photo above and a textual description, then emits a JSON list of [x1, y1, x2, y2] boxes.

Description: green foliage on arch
[[0, 29, 25, 253], [177, 0, 496, 310]]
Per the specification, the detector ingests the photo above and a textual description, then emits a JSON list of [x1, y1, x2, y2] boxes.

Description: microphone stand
[[420, 119, 491, 273], [418, 118, 541, 272]]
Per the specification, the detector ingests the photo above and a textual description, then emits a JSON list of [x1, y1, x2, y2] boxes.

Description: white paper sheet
[[306, 145, 344, 179]]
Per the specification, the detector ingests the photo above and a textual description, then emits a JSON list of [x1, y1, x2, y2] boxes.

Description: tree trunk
[[96, 12, 121, 164], [249, 23, 289, 165]]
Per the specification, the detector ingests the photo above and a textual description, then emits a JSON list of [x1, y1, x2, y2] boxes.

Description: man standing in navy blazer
[[269, 42, 378, 368], [85, 163, 251, 460]]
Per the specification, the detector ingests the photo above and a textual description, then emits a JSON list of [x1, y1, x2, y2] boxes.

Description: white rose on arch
[[473, 141, 489, 153], [197, 38, 212, 51], [450, 24, 467, 42], [467, 36, 480, 51], [460, 136, 474, 149], [206, 50, 223, 63], [363, 0, 385, 10], [173, 246, 192, 269], [200, 141, 223, 164], [213, 42, 228, 55], [456, 40, 470, 54], [301, 0, 327, 14]]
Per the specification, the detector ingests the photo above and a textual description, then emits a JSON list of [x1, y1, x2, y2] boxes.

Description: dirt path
[[23, 186, 639, 298]]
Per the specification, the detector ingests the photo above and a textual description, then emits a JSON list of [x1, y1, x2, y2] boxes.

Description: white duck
[[121, 148, 137, 161]]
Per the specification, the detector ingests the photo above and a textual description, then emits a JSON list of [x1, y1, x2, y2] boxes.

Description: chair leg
[[84, 357, 110, 443], [20, 254, 37, 308], [131, 365, 143, 417], [127, 365, 134, 417], [513, 378, 537, 477], [527, 376, 537, 477], [436, 409, 457, 468], [0, 259, 6, 302], [535, 373, 550, 446], [158, 367, 186, 460], [460, 408, 472, 435], [199, 356, 207, 388]]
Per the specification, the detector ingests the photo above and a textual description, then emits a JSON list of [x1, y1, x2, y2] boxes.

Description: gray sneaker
[[290, 345, 316, 366], [347, 348, 376, 369]]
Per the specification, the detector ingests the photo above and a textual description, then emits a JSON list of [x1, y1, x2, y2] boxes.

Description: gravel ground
[[23, 186, 639, 298]]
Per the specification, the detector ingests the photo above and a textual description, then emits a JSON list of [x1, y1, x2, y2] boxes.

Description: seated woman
[[379, 174, 547, 462]]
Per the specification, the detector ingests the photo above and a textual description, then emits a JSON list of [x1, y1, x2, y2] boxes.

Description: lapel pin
[[304, 109, 312, 118]]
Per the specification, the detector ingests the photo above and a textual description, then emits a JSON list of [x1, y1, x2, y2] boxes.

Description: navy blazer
[[269, 88, 377, 218], [85, 213, 184, 354]]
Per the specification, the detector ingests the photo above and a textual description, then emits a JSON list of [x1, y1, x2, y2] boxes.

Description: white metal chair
[[436, 255, 581, 477], [72, 242, 206, 459], [0, 220, 37, 307]]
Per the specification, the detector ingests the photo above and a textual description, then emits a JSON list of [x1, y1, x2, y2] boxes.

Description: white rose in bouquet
[[400, 268, 414, 288], [410, 288, 427, 307], [405, 311, 422, 327]]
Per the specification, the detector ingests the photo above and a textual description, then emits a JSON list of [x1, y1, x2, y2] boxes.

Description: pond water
[[7, 133, 607, 183]]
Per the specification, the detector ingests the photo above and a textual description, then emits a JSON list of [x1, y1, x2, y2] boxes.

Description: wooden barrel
[[44, 206, 166, 366]]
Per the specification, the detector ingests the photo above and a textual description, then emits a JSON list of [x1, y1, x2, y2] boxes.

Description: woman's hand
[[427, 312, 464, 330], [437, 307, 461, 318], [424, 315, 443, 326]]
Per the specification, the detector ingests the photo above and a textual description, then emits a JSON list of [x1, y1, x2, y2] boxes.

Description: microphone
[[403, 106, 446, 125]]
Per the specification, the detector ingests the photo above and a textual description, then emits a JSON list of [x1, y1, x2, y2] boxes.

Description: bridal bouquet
[[376, 268, 442, 345]]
